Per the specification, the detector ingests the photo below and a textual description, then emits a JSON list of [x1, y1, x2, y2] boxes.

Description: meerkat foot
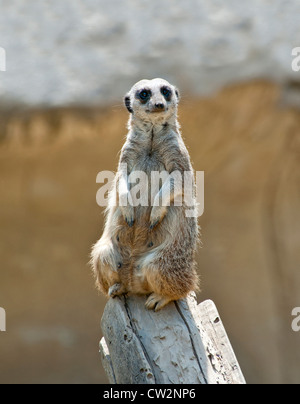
[[145, 293, 172, 312], [108, 283, 126, 298]]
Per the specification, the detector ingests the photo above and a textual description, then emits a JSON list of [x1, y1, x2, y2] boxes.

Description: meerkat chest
[[127, 142, 167, 208], [125, 128, 180, 175], [133, 146, 167, 175], [128, 150, 166, 217]]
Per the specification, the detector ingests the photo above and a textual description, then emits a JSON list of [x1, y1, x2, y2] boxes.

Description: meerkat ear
[[175, 88, 180, 102], [124, 94, 133, 113]]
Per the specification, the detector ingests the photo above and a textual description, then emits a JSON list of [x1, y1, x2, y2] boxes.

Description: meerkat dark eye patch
[[161, 86, 172, 101], [137, 89, 151, 104]]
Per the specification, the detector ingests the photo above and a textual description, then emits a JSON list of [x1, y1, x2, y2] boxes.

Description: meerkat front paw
[[145, 293, 172, 311], [149, 206, 167, 229], [108, 283, 126, 298], [120, 204, 135, 227]]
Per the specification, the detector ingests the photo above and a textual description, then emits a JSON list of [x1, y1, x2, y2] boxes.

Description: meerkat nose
[[155, 103, 165, 110]]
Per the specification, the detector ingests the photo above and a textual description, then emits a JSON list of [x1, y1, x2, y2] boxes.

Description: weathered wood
[[99, 293, 246, 384], [99, 337, 117, 384]]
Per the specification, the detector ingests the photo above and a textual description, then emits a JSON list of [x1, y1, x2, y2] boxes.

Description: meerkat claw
[[108, 283, 126, 298], [126, 218, 134, 227], [145, 293, 172, 311], [149, 219, 159, 230]]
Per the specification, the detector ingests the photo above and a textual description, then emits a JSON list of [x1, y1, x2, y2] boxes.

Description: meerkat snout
[[153, 102, 165, 112]]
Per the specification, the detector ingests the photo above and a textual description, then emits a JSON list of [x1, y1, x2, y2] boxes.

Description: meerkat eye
[[161, 87, 171, 99], [139, 90, 150, 101]]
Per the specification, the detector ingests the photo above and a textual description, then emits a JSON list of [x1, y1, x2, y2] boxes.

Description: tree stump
[[99, 293, 246, 384]]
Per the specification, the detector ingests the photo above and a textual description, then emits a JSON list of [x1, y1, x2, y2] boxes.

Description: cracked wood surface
[[100, 293, 246, 384]]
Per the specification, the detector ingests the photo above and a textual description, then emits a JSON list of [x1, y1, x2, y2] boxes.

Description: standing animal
[[91, 78, 199, 311]]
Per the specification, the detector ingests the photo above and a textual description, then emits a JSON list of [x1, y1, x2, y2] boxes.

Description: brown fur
[[91, 79, 199, 311]]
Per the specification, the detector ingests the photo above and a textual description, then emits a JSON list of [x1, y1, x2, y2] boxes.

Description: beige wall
[[0, 81, 299, 383]]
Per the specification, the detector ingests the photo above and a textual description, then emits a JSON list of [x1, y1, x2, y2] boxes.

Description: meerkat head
[[124, 78, 180, 124]]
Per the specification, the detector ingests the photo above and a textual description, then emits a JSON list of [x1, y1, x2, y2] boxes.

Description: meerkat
[[91, 78, 199, 311]]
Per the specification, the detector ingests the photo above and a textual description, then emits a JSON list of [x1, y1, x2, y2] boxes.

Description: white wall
[[0, 0, 299, 106]]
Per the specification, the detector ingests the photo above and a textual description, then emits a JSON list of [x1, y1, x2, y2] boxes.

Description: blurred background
[[0, 0, 300, 384]]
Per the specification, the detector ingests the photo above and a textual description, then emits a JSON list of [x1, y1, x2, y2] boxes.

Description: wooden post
[[100, 293, 246, 384]]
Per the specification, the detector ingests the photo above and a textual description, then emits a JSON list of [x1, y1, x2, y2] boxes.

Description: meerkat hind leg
[[145, 293, 173, 312]]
